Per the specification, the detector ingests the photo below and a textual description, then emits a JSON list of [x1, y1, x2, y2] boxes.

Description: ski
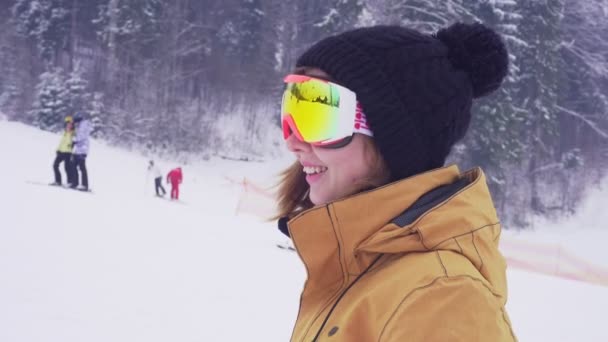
[[26, 181, 93, 193], [154, 195, 186, 205], [276, 243, 296, 252]]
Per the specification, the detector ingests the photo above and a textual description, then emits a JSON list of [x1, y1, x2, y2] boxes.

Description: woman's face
[[285, 68, 388, 205]]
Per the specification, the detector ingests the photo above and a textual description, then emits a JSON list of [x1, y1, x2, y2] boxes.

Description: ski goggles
[[281, 74, 372, 148]]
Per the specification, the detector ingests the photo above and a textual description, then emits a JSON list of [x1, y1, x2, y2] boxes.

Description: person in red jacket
[[166, 167, 183, 200]]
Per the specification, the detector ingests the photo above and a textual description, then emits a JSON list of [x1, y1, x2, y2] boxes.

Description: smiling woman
[[274, 22, 516, 342]]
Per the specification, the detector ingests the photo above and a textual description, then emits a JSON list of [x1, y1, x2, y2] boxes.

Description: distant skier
[[70, 113, 92, 191], [166, 167, 183, 200], [51, 115, 75, 186], [148, 160, 166, 197]]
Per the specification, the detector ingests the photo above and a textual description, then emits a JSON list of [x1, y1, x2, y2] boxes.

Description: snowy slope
[[1, 120, 607, 341]]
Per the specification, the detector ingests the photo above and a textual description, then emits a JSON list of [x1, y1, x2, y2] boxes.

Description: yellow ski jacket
[[285, 165, 517, 341], [57, 130, 73, 153]]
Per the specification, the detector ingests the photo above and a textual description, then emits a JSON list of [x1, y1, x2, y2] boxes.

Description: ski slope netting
[[501, 238, 608, 287], [229, 176, 608, 287]]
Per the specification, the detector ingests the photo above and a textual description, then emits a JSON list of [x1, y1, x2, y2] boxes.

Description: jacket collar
[[284, 165, 462, 281]]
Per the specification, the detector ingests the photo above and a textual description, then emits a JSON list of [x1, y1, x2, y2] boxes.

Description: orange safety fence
[[225, 176, 276, 218], [500, 236, 608, 287], [227, 176, 608, 287]]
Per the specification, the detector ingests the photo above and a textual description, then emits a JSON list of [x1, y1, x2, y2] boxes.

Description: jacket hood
[[285, 165, 507, 298]]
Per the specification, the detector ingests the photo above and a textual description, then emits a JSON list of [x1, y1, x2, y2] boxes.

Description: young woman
[[51, 115, 75, 186], [276, 23, 517, 341], [71, 113, 92, 191]]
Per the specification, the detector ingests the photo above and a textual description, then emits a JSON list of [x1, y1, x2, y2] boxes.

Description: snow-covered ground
[[1, 120, 607, 341]]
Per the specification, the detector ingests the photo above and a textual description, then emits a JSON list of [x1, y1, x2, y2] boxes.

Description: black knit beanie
[[296, 22, 509, 181]]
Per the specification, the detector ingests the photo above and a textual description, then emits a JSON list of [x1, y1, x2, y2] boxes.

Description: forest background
[[1, 0, 607, 227]]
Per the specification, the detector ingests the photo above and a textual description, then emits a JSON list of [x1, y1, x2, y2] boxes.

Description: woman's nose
[[286, 134, 312, 153]]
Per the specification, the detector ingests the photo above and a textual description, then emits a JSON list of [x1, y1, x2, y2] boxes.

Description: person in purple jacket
[[70, 113, 92, 191]]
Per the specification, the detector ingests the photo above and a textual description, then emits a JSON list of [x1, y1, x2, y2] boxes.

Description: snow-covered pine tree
[[218, 0, 265, 63], [64, 63, 90, 116], [12, 0, 71, 63], [513, 0, 565, 214], [364, 0, 469, 32], [94, 0, 164, 51], [0, 11, 25, 121], [462, 0, 527, 170], [92, 0, 165, 146], [311, 0, 363, 35], [556, 0, 608, 160], [30, 67, 69, 131], [88, 92, 105, 138]]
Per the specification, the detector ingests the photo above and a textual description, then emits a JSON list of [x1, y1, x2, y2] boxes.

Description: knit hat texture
[[296, 22, 509, 180]]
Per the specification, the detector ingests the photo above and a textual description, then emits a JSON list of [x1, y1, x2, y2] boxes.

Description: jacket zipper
[[310, 254, 385, 341]]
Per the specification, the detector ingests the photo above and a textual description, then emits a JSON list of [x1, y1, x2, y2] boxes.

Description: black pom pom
[[435, 22, 509, 98]]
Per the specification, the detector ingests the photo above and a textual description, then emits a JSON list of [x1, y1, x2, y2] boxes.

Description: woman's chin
[[309, 191, 328, 206]]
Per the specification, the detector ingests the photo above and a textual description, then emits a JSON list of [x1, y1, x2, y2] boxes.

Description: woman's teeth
[[303, 166, 328, 175]]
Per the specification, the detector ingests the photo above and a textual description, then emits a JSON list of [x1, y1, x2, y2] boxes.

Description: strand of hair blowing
[[435, 22, 509, 98]]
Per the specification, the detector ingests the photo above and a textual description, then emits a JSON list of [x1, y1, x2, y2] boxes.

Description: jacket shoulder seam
[[471, 232, 485, 272], [433, 250, 487, 282], [421, 222, 500, 250], [435, 251, 448, 277], [453, 237, 464, 254]]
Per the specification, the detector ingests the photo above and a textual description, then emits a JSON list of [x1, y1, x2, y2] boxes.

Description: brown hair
[[272, 135, 390, 220]]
